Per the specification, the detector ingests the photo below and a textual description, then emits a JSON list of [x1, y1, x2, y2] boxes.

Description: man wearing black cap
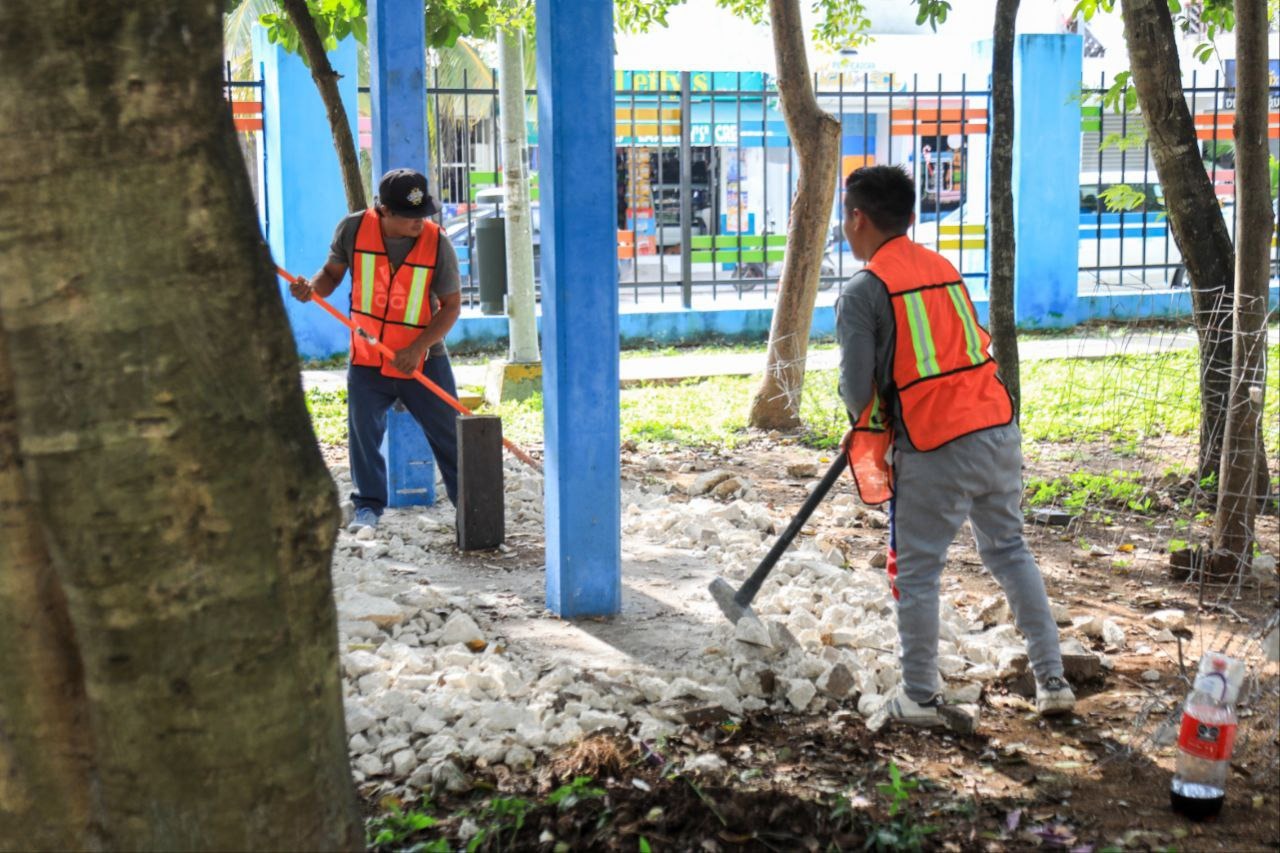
[[290, 169, 462, 532]]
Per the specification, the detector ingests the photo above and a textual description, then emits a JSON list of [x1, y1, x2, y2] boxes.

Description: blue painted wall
[[254, 30, 358, 358], [1013, 34, 1083, 327], [536, 0, 621, 617]]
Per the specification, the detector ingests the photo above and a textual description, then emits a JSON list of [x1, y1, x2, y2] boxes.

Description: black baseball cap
[[376, 168, 438, 218]]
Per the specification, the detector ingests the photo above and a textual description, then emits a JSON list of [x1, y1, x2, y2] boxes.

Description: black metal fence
[[245, 66, 1275, 311], [1076, 69, 1280, 292], [373, 71, 994, 309]]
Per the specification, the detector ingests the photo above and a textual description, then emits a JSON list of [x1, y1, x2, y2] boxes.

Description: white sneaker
[[885, 686, 945, 727], [1036, 675, 1076, 716]]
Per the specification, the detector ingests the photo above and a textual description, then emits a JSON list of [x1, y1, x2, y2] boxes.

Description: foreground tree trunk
[[499, 25, 541, 364], [0, 2, 361, 848], [1210, 0, 1273, 579], [1118, 0, 1235, 486], [748, 0, 842, 430], [281, 0, 366, 212], [988, 0, 1021, 418]]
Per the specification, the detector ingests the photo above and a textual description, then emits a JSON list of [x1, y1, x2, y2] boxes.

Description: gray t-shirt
[[328, 211, 460, 357]]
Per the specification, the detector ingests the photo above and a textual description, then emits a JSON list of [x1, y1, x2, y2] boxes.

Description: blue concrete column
[[536, 0, 621, 617], [368, 1, 428, 179], [368, 0, 435, 508], [253, 28, 357, 358], [1012, 34, 1082, 327]]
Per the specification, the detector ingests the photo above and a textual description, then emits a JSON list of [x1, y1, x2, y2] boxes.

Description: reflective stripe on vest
[[863, 236, 1013, 452], [349, 209, 441, 378]]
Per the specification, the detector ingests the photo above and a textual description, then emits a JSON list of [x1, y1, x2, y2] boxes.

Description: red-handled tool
[[277, 266, 542, 472]]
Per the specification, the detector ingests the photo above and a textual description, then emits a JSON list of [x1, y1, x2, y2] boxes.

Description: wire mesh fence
[[1014, 312, 1279, 766]]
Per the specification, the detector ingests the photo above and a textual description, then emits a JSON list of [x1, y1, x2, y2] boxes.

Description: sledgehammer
[[709, 451, 849, 636]]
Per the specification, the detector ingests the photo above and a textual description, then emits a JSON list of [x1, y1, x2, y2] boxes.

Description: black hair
[[844, 165, 915, 234]]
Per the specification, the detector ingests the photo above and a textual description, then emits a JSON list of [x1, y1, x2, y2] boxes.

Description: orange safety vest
[[847, 235, 1013, 505], [350, 208, 441, 378]]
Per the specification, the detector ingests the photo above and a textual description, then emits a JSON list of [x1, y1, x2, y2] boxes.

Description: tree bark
[[499, 26, 540, 364], [1209, 0, 1273, 579], [988, 0, 1021, 418], [280, 0, 366, 213], [1118, 0, 1235, 486], [0, 2, 361, 848], [0, 329, 100, 849], [748, 0, 842, 430]]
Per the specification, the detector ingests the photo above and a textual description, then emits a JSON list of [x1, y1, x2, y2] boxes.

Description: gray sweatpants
[[890, 423, 1064, 702]]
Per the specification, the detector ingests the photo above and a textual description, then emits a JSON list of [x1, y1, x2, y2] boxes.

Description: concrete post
[[536, 0, 621, 617], [368, 0, 435, 509], [253, 29, 357, 358], [368, 0, 428, 182], [1012, 34, 1083, 326]]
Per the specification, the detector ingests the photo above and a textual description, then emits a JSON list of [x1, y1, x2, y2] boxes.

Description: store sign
[[1221, 59, 1280, 110], [616, 70, 768, 93], [689, 123, 740, 146]]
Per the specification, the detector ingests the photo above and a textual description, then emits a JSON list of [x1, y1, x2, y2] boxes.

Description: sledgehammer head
[[709, 578, 772, 646], [709, 577, 754, 624]]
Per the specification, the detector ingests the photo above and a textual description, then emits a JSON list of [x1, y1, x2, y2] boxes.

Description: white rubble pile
[[330, 461, 1033, 789]]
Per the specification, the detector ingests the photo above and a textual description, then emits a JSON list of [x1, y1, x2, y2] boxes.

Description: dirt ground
[[357, 435, 1280, 852]]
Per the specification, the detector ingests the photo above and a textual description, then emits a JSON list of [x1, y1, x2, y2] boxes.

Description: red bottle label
[[1178, 713, 1237, 761]]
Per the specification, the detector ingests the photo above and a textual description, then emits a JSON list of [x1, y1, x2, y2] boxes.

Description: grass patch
[[305, 389, 348, 445], [306, 344, 1279, 452]]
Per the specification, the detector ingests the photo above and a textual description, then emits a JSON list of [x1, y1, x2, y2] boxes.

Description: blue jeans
[[347, 358, 459, 512]]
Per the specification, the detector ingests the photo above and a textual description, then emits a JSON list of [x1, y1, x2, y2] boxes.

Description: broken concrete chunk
[[785, 679, 817, 710], [711, 477, 746, 499], [338, 593, 406, 629], [343, 650, 384, 680], [943, 681, 982, 705], [689, 470, 734, 496], [439, 612, 485, 647], [819, 663, 857, 699], [733, 617, 773, 647], [787, 461, 819, 479], [1102, 619, 1127, 649], [767, 621, 801, 650], [1145, 609, 1186, 630]]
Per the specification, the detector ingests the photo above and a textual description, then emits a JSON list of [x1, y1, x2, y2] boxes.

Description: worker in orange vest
[[290, 169, 462, 532], [836, 165, 1074, 724]]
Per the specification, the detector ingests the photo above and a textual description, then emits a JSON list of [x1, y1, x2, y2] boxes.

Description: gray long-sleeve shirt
[[834, 267, 905, 446]]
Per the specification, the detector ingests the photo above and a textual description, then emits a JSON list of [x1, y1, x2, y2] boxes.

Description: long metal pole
[[680, 71, 693, 308]]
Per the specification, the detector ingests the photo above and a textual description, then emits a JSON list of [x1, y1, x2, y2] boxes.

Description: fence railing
[[254, 67, 1275, 311]]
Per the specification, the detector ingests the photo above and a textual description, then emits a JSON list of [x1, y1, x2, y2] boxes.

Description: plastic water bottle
[[1170, 652, 1244, 820]]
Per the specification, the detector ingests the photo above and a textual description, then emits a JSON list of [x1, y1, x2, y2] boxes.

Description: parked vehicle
[[1078, 170, 1185, 288], [444, 194, 542, 292]]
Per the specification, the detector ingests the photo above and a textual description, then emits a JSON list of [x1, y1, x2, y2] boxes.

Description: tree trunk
[[1209, 0, 1273, 579], [499, 26, 540, 364], [748, 0, 842, 430], [0, 2, 361, 848], [280, 0, 366, 213], [0, 330, 100, 848], [988, 0, 1021, 418], [1118, 0, 1235, 486]]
